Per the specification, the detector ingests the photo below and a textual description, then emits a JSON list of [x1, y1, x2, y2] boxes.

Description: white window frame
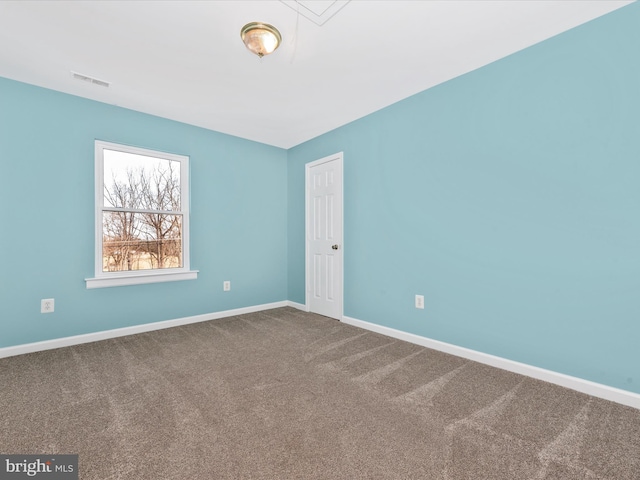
[[85, 140, 198, 289]]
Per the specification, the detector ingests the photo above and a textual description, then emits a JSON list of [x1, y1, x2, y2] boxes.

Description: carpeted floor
[[1, 307, 638, 479]]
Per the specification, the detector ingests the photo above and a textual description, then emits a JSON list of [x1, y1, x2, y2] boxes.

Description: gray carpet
[[1, 307, 638, 479]]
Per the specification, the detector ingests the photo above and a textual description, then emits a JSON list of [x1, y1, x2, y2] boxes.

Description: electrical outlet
[[415, 295, 424, 309], [223, 281, 231, 292], [41, 298, 55, 313]]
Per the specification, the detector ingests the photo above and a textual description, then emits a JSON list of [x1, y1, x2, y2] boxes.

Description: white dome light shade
[[240, 22, 282, 58]]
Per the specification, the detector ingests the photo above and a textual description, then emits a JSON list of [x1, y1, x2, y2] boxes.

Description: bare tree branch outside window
[[102, 150, 182, 272]]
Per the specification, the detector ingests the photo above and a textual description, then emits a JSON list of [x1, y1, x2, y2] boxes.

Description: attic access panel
[[280, 0, 351, 26]]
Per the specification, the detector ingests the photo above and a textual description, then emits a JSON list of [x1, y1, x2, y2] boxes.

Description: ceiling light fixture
[[240, 22, 282, 58]]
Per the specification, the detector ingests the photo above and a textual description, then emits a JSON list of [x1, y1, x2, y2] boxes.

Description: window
[[86, 141, 197, 288]]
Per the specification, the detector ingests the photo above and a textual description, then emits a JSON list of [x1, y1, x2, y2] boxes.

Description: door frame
[[305, 152, 344, 319]]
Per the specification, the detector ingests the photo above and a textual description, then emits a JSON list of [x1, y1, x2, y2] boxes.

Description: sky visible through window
[[103, 149, 180, 210]]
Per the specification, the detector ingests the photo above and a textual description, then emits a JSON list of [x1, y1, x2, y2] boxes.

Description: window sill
[[85, 270, 198, 289]]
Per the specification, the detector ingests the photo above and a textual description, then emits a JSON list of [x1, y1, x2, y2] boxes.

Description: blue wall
[[0, 78, 288, 348], [287, 4, 640, 393]]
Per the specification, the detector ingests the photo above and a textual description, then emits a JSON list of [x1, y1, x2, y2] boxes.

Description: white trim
[[287, 301, 308, 311], [305, 152, 344, 318], [0, 301, 288, 360], [86, 269, 198, 289], [341, 315, 640, 410]]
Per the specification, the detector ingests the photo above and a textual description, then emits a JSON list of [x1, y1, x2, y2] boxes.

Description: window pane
[[103, 149, 181, 211], [102, 212, 182, 272]]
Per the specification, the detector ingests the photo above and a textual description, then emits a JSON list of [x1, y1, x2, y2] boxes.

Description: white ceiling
[[0, 1, 632, 149]]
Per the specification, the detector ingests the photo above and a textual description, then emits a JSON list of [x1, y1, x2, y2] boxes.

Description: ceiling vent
[[72, 72, 110, 88]]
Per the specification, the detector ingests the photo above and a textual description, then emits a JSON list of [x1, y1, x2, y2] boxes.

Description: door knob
[[332, 244, 339, 250]]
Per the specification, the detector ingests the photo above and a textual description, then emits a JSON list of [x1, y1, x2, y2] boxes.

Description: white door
[[306, 153, 343, 320]]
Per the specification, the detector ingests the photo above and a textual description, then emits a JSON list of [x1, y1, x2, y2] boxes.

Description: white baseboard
[[5, 304, 636, 410], [286, 301, 308, 311], [341, 315, 640, 410], [0, 301, 289, 360]]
